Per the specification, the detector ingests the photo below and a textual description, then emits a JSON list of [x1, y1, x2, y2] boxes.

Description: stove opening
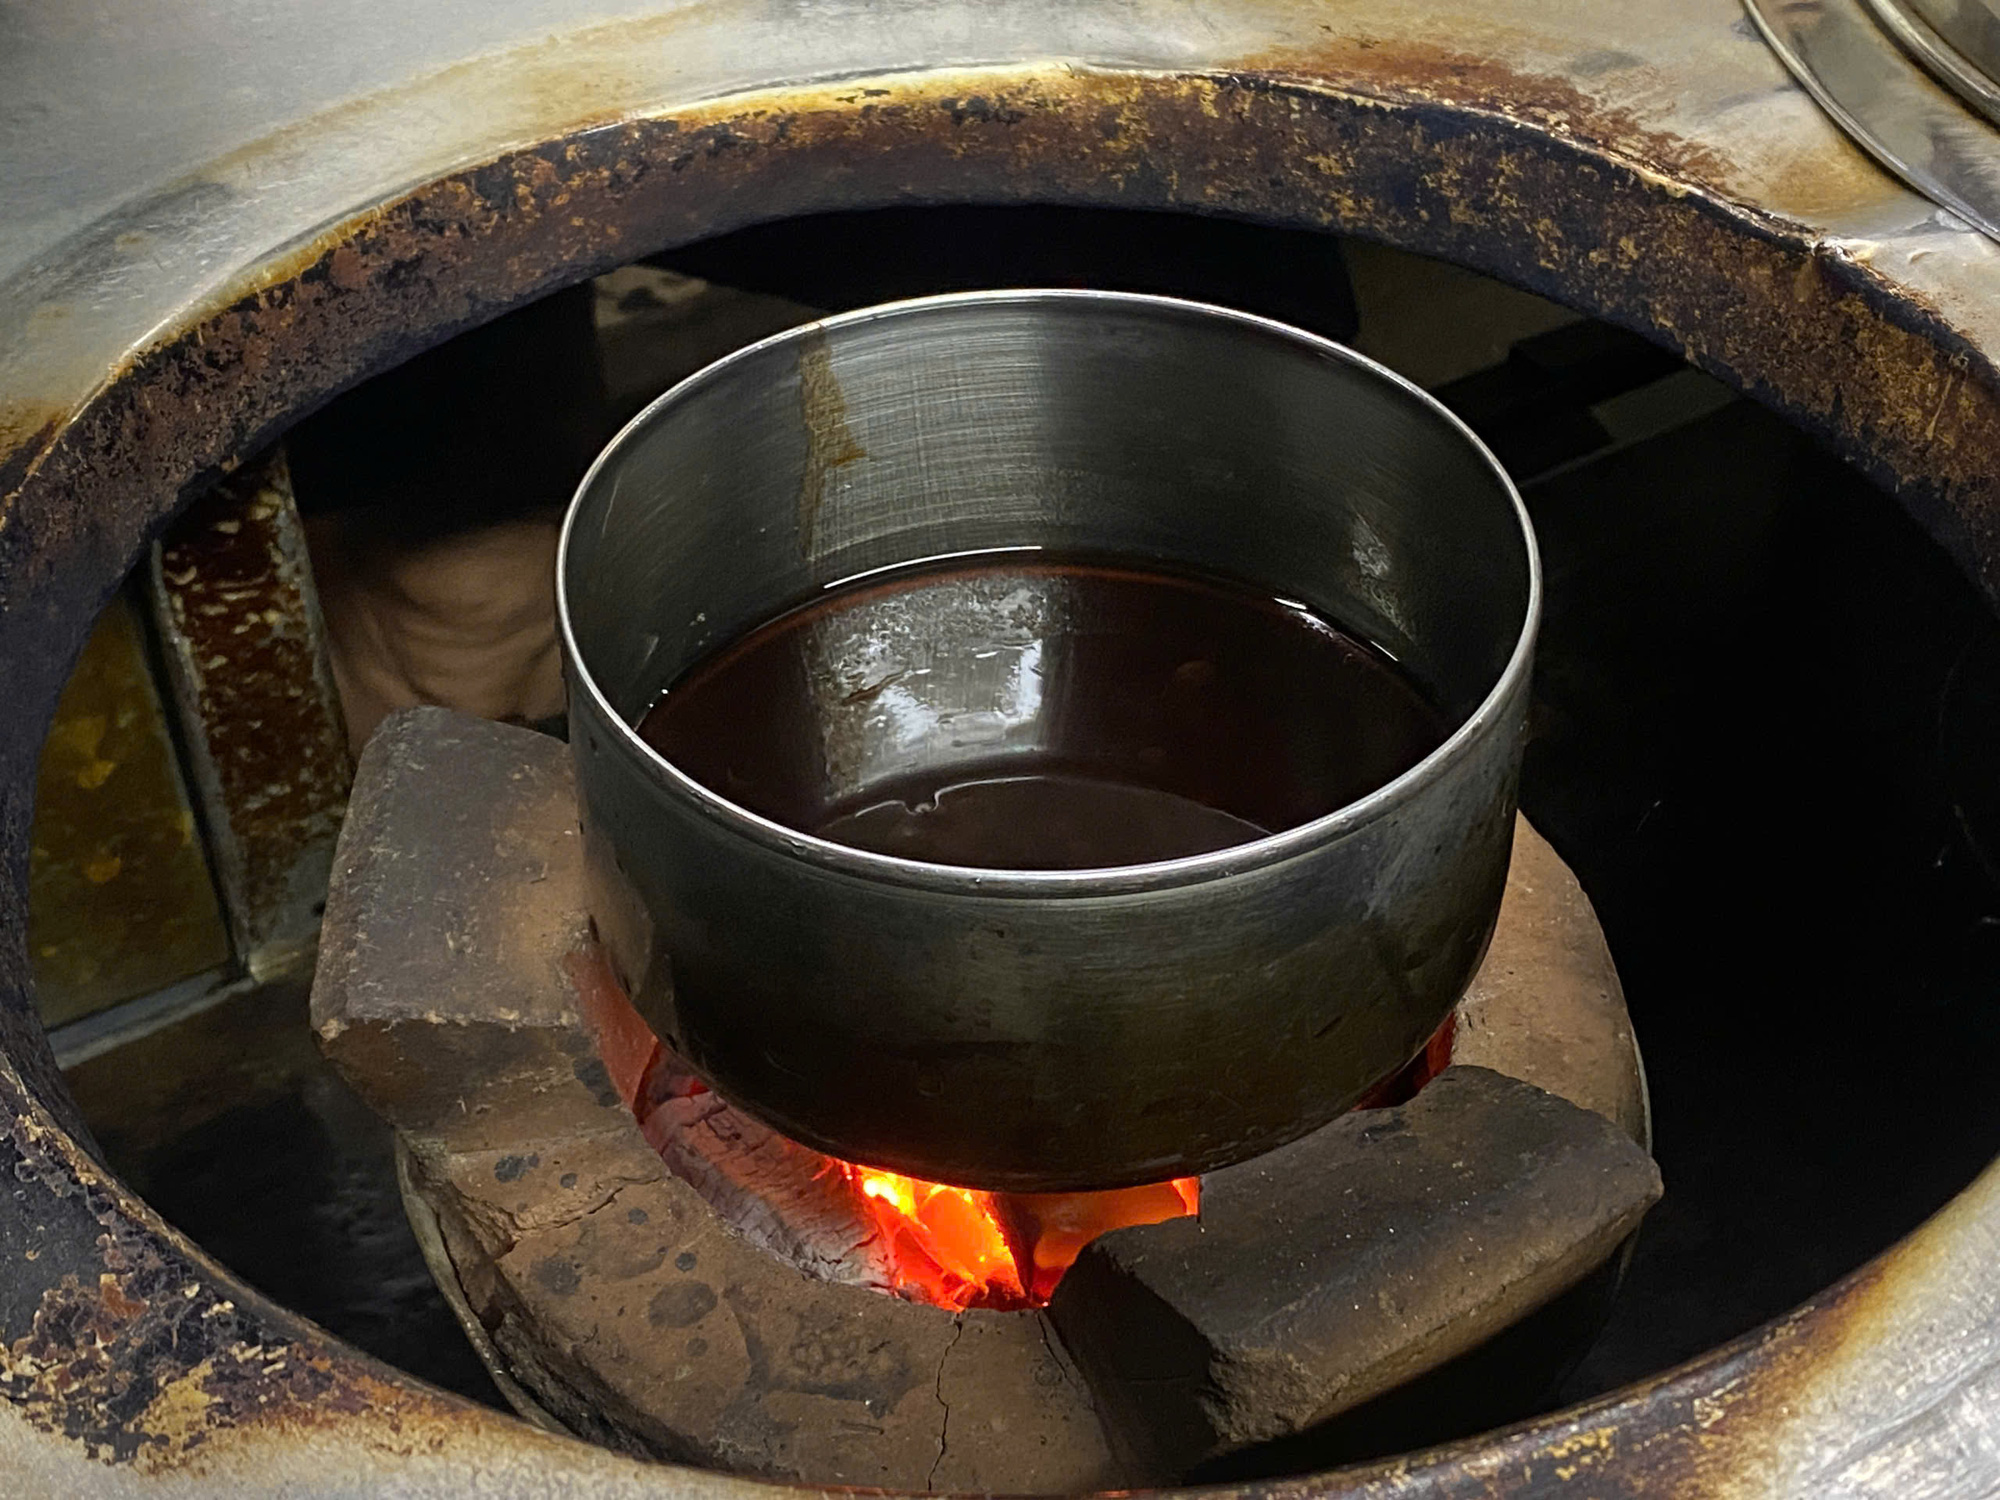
[[45, 195, 2000, 1486]]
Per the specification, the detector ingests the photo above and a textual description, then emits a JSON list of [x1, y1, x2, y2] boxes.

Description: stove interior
[[36, 206, 2000, 1485]]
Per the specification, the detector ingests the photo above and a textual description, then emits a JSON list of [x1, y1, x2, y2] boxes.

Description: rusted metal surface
[[149, 446, 352, 977], [0, 1054, 779, 1498], [1296, 1164, 2000, 1498], [0, 0, 1994, 1493]]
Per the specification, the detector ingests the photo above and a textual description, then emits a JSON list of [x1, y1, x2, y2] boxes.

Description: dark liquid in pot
[[635, 555, 1448, 870]]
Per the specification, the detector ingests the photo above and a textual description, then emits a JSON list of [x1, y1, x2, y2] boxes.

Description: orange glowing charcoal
[[844, 1162, 1199, 1309], [846, 1166, 1031, 1308]]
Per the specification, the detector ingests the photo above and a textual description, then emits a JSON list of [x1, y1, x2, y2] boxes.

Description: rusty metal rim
[[0, 56, 1994, 1495]]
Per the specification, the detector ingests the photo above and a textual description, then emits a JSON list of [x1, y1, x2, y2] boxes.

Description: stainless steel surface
[[561, 289, 1537, 1191], [1907, 0, 2000, 85], [1746, 0, 2000, 239], [1863, 0, 2000, 126], [4, 0, 2000, 1491]]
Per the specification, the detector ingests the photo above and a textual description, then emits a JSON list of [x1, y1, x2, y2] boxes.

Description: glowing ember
[[844, 1168, 1028, 1308], [841, 1163, 1200, 1311]]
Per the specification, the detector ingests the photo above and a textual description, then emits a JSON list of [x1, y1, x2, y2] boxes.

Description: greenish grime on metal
[[27, 595, 228, 1026]]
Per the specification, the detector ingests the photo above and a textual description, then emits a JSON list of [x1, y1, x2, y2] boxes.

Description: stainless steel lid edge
[[1744, 0, 2000, 241], [1863, 0, 2000, 127]]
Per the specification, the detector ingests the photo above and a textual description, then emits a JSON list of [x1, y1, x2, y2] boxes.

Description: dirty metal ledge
[[0, 0, 1997, 1494]]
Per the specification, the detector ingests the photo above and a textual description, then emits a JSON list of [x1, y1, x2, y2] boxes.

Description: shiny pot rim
[[556, 288, 1540, 898]]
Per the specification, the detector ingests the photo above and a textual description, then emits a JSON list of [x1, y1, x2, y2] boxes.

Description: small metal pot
[[559, 290, 1537, 1191]]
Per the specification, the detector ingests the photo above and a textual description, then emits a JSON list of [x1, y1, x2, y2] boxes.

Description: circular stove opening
[[30, 204, 2000, 1486]]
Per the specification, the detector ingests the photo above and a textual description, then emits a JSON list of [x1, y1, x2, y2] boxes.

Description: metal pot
[[559, 290, 1538, 1191]]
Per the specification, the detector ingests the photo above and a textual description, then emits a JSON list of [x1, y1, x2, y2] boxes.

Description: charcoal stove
[[311, 707, 1656, 1489], [3, 0, 2000, 1496]]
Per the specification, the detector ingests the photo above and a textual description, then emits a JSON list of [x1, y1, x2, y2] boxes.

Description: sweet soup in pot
[[636, 554, 1447, 870]]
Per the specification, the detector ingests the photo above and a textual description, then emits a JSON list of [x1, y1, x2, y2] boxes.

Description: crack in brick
[[927, 1314, 966, 1491]]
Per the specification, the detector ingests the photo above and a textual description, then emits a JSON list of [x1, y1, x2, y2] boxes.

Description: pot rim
[[557, 287, 1540, 898]]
